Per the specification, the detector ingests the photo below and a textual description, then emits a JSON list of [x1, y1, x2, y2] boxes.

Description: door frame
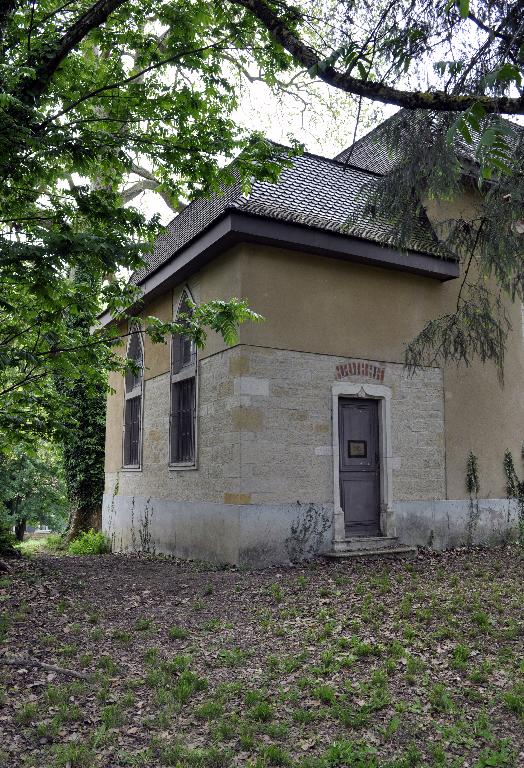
[[331, 382, 394, 545]]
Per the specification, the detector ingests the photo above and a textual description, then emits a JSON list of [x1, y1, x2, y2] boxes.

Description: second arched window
[[170, 291, 197, 465]]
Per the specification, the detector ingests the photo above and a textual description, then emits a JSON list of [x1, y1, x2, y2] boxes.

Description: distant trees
[[0, 444, 68, 542]]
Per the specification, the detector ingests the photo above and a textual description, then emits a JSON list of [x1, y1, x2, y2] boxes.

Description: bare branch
[[228, 0, 524, 115], [0, 656, 91, 680], [130, 163, 156, 181], [128, 165, 183, 212], [121, 179, 158, 204]]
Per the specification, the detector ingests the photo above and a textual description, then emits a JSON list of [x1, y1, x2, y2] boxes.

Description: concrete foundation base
[[103, 493, 519, 567], [394, 499, 518, 549], [102, 493, 333, 567]]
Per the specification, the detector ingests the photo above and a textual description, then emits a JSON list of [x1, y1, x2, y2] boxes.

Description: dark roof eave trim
[[99, 211, 458, 326]]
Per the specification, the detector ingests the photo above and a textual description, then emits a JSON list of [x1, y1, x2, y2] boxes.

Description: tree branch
[[35, 0, 80, 28], [22, 0, 129, 103], [39, 38, 234, 128], [121, 179, 158, 204], [0, 656, 90, 680], [228, 0, 524, 115], [27, 0, 36, 52], [131, 163, 156, 181], [127, 165, 183, 212], [467, 11, 523, 46]]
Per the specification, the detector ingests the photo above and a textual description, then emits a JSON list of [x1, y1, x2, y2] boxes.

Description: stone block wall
[[103, 344, 445, 507], [231, 346, 446, 505], [105, 348, 243, 504], [103, 343, 520, 562], [104, 344, 452, 563]]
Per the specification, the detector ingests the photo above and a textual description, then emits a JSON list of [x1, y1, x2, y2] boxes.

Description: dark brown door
[[339, 398, 380, 536]]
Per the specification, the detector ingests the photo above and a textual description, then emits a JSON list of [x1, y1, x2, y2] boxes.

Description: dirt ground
[[0, 548, 523, 767]]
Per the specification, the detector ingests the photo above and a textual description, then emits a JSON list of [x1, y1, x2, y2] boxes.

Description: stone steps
[[325, 536, 417, 560], [324, 545, 416, 560]]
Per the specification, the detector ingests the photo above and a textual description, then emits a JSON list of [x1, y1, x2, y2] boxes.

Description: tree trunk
[[65, 498, 102, 541], [61, 375, 106, 543], [56, 268, 107, 544], [14, 517, 27, 542]]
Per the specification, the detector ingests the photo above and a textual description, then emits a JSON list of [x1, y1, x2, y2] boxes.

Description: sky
[[143, 75, 396, 225]]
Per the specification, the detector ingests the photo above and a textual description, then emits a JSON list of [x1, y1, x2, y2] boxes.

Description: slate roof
[[335, 123, 401, 175], [335, 111, 523, 175], [133, 149, 442, 285]]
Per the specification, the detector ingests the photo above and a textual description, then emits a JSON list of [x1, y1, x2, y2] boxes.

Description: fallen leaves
[[0, 548, 522, 767]]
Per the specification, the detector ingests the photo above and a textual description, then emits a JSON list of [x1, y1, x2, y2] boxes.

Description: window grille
[[170, 291, 197, 466], [123, 325, 143, 468]]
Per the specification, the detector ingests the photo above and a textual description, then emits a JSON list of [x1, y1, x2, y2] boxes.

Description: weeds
[[169, 625, 188, 640], [68, 530, 110, 556], [249, 701, 274, 722]]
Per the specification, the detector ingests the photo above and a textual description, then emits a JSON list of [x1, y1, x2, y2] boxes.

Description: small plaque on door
[[348, 440, 367, 458]]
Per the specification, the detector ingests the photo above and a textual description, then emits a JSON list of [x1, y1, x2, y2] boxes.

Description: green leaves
[[404, 282, 510, 378], [476, 124, 514, 179], [447, 105, 517, 180], [307, 48, 345, 77], [445, 0, 469, 18], [0, 442, 68, 532], [145, 299, 264, 348], [484, 63, 522, 88], [457, 0, 470, 19], [0, 0, 291, 445]]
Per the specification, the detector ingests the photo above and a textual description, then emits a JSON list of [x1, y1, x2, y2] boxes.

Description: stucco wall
[[129, 249, 243, 385], [234, 243, 524, 499], [442, 327, 524, 499], [395, 499, 518, 550], [236, 245, 443, 364], [102, 494, 333, 566]]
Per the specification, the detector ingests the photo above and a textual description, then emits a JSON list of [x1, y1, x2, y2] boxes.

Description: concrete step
[[336, 535, 400, 552], [324, 545, 417, 560]]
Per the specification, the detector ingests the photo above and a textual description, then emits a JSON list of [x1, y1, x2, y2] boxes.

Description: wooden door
[[339, 398, 380, 536]]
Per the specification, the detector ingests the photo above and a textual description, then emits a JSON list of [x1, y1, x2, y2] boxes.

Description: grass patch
[[502, 683, 524, 716], [169, 625, 188, 640], [52, 742, 95, 767], [16, 537, 52, 556], [14, 701, 39, 725], [4, 546, 522, 768], [134, 616, 154, 632], [249, 701, 274, 722], [68, 530, 110, 555], [194, 699, 224, 720]]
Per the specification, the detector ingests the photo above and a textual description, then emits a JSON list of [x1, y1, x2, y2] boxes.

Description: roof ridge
[[333, 110, 405, 161], [292, 148, 385, 177]]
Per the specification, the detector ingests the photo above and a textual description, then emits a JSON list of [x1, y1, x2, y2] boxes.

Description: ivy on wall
[[503, 450, 524, 544]]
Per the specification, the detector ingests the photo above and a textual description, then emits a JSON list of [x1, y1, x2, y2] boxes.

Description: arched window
[[170, 290, 197, 465], [123, 323, 143, 468]]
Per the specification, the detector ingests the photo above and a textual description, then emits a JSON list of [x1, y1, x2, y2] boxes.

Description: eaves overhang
[[98, 210, 459, 327]]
